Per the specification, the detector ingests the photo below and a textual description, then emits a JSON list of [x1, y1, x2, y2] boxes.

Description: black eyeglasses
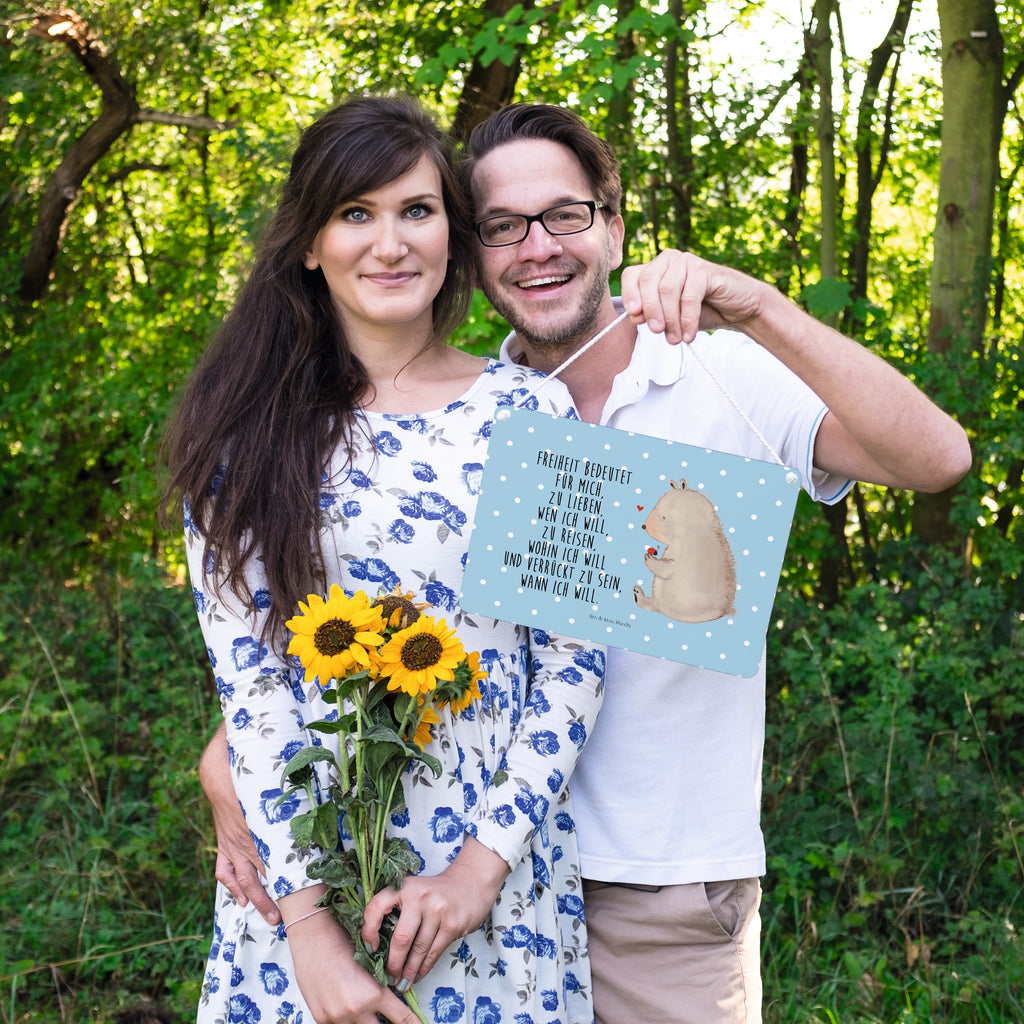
[[474, 200, 608, 247]]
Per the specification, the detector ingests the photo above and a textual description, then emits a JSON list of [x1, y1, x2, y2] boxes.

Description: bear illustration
[[633, 478, 737, 623]]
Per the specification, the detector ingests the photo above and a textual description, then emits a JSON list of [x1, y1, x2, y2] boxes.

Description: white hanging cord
[[512, 310, 795, 479], [682, 343, 788, 469], [518, 310, 630, 396]]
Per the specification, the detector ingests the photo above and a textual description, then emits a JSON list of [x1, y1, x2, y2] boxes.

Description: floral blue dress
[[189, 360, 606, 1024]]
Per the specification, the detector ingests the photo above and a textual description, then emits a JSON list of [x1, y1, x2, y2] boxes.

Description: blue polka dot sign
[[460, 408, 801, 677]]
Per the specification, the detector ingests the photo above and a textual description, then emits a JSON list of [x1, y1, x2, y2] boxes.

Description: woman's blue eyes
[[338, 203, 435, 222]]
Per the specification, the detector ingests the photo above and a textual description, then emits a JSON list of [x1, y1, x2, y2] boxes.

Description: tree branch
[[1004, 56, 1024, 102], [18, 8, 236, 301], [19, 9, 138, 299], [105, 161, 173, 184], [137, 108, 236, 131]]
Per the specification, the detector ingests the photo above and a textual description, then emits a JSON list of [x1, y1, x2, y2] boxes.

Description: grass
[[0, 556, 213, 1023], [1, 547, 1020, 1023]]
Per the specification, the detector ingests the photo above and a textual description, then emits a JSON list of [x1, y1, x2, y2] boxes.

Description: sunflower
[[285, 584, 386, 683], [377, 615, 466, 697], [408, 701, 441, 749], [448, 650, 486, 716], [372, 585, 429, 630]]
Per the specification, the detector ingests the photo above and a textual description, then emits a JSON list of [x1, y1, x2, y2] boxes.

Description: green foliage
[[762, 539, 1024, 1023], [1, 0, 1022, 1019], [0, 553, 216, 1021]]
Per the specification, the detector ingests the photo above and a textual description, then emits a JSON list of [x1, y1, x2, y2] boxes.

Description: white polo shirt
[[500, 308, 851, 885]]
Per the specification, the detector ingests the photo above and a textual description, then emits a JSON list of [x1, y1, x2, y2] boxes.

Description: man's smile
[[515, 274, 573, 290]]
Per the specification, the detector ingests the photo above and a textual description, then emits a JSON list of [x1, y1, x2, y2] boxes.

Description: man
[[201, 104, 971, 1023]]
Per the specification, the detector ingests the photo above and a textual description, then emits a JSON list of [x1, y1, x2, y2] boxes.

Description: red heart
[[637, 505, 644, 511]]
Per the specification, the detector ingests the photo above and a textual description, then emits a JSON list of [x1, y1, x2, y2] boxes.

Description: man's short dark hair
[[463, 104, 622, 217]]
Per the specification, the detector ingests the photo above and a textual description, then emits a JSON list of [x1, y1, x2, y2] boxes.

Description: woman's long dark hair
[[161, 96, 475, 648]]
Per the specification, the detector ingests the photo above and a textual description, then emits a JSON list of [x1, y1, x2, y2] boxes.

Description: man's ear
[[608, 213, 625, 271]]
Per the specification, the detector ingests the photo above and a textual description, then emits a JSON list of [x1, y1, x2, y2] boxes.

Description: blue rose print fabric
[[190, 360, 606, 1024]]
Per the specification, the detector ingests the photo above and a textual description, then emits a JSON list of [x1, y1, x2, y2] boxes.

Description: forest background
[[1, 0, 1021, 1021]]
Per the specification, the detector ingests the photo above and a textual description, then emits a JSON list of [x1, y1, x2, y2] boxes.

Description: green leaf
[[332, 786, 358, 814], [800, 277, 853, 320], [302, 716, 351, 735], [409, 747, 443, 778], [335, 669, 373, 702], [353, 941, 388, 984], [337, 898, 365, 932], [311, 800, 341, 850], [362, 738, 410, 781], [356, 907, 399, 982], [364, 681, 398, 714], [362, 721, 405, 745], [479, 41, 517, 67], [281, 745, 337, 788], [288, 808, 319, 849], [309, 849, 362, 890], [438, 42, 471, 66], [379, 837, 422, 891]]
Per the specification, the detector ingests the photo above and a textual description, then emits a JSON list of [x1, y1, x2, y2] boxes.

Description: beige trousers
[[582, 878, 762, 1024]]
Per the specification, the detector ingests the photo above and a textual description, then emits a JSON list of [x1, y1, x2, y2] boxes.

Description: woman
[[163, 96, 605, 1024]]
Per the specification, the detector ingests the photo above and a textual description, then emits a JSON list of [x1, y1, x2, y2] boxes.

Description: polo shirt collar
[[600, 298, 686, 418], [498, 297, 688, 392]]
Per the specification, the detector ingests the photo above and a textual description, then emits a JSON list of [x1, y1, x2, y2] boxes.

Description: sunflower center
[[400, 633, 444, 670], [314, 618, 357, 655], [376, 595, 421, 629]]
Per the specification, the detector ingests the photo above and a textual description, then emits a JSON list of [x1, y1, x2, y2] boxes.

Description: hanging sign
[[460, 408, 801, 677]]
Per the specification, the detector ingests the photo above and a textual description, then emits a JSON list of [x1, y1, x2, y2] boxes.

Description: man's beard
[[482, 260, 611, 355]]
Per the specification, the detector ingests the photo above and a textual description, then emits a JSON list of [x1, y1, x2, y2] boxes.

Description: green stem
[[401, 985, 430, 1024], [371, 697, 407, 858], [351, 683, 374, 903], [370, 695, 428, 874], [372, 770, 404, 875], [336, 716, 352, 793]]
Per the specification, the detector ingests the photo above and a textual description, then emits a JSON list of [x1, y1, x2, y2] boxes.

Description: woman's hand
[[360, 836, 511, 991], [281, 892, 423, 1024]]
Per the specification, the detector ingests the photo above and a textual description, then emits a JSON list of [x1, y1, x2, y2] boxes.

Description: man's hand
[[620, 249, 763, 344], [199, 723, 282, 926], [621, 249, 971, 492], [360, 836, 510, 991]]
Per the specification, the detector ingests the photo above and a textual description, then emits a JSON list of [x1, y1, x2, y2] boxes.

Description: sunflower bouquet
[[278, 583, 485, 1018]]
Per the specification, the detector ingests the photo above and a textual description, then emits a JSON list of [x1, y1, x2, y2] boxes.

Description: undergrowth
[[762, 537, 1024, 1023], [0, 554, 216, 1023], [1, 532, 1020, 1023]]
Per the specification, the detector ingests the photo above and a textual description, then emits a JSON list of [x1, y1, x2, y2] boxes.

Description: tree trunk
[[17, 9, 235, 301], [450, 0, 535, 144], [784, 65, 810, 296], [848, 0, 913, 310], [806, 0, 838, 291], [928, 1, 1002, 353], [664, 0, 693, 249], [804, 0, 848, 604], [914, 0, 1003, 546], [606, 0, 637, 199]]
